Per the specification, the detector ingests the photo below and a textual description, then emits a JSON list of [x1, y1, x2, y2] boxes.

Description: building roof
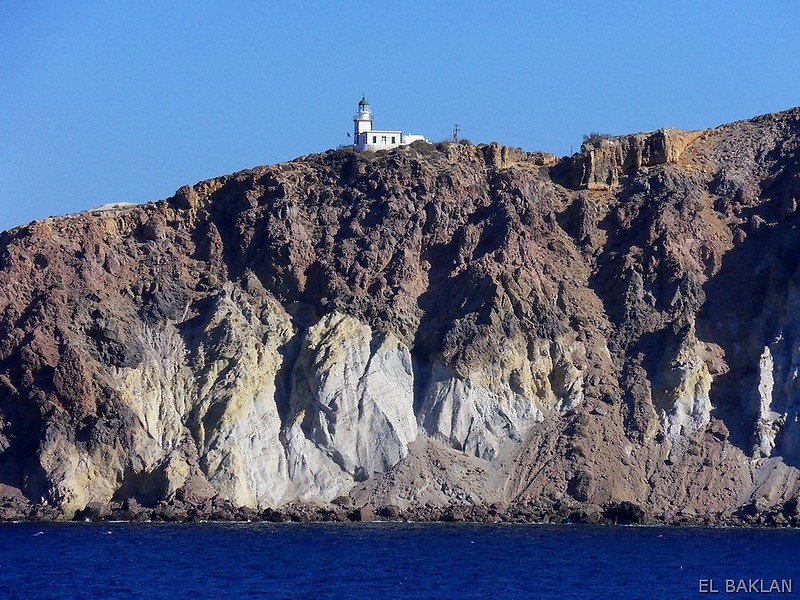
[[358, 96, 369, 107], [366, 129, 402, 135]]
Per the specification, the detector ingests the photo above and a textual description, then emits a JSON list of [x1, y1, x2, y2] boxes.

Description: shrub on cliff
[[581, 131, 613, 148]]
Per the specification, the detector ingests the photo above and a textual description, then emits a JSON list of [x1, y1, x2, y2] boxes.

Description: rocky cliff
[[2, 108, 800, 525]]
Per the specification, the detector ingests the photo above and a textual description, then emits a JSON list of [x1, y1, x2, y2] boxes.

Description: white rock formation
[[31, 283, 593, 513], [418, 339, 584, 460], [284, 312, 418, 499], [754, 345, 786, 458], [654, 335, 713, 445]]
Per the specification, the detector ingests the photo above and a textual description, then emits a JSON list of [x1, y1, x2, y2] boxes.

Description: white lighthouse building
[[353, 96, 427, 151]]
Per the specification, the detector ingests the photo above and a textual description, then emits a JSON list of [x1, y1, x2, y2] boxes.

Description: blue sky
[[1, 1, 798, 232]]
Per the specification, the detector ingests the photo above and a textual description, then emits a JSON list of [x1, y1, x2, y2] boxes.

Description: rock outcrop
[[2, 107, 800, 524], [568, 128, 704, 190]]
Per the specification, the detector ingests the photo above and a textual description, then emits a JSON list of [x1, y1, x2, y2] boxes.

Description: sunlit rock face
[[2, 107, 800, 520]]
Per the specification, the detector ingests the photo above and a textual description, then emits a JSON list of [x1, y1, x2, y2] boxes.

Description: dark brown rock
[[378, 504, 402, 520], [151, 501, 186, 522], [567, 471, 594, 502], [603, 501, 648, 525], [350, 504, 376, 522], [74, 502, 111, 521], [440, 508, 466, 522], [568, 504, 606, 524], [782, 497, 799, 519], [261, 508, 289, 523]]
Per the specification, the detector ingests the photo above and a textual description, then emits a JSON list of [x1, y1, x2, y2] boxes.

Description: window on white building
[[372, 136, 376, 143]]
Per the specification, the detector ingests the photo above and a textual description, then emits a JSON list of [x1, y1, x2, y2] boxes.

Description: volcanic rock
[[1, 109, 800, 524]]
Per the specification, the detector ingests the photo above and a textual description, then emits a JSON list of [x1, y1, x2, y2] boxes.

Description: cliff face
[[2, 107, 800, 523]]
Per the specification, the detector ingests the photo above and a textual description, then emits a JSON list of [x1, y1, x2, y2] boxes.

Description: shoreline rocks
[[2, 493, 798, 528]]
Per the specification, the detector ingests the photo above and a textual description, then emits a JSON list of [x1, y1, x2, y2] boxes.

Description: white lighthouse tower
[[354, 96, 373, 142], [352, 96, 427, 151]]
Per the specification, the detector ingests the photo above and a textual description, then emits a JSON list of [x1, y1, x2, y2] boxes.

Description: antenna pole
[[452, 124, 460, 142]]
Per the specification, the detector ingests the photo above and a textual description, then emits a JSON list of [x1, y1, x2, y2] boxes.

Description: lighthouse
[[354, 97, 373, 140], [352, 96, 427, 151]]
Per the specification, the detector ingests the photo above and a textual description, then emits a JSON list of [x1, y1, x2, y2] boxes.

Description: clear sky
[[1, 1, 798, 232]]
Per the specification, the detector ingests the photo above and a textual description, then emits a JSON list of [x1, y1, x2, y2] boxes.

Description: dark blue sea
[[0, 522, 797, 599]]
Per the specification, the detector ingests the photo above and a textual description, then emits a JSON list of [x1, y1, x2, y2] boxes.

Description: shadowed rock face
[[2, 108, 800, 521]]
